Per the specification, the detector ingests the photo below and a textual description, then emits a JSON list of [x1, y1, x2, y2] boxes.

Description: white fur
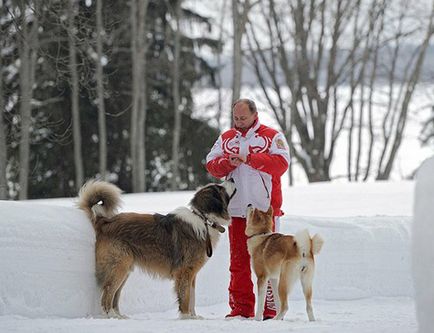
[[170, 181, 233, 241], [311, 234, 324, 255], [294, 229, 311, 258], [91, 203, 116, 218], [207, 213, 231, 227], [171, 207, 207, 240], [221, 180, 236, 198]]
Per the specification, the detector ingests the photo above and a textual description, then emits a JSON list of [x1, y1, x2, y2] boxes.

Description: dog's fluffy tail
[[294, 229, 324, 257], [77, 180, 122, 229]]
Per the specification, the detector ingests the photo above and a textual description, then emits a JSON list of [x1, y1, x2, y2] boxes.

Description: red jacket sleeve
[[246, 153, 288, 177], [206, 156, 237, 179]]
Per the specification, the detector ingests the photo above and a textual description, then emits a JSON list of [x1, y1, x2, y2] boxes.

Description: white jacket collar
[[236, 119, 261, 139]]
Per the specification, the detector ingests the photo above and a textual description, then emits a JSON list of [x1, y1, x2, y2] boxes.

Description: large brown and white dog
[[245, 205, 324, 321], [78, 179, 236, 319]]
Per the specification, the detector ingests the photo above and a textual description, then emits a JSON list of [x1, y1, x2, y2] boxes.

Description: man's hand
[[229, 154, 246, 166]]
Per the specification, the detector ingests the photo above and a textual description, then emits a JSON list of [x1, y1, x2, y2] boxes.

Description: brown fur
[[245, 205, 324, 321], [78, 179, 236, 319]]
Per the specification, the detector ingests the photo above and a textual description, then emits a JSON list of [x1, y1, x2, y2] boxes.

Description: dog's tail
[[77, 180, 122, 229], [294, 229, 324, 257]]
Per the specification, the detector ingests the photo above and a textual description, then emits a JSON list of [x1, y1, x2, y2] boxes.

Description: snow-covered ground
[[0, 175, 429, 332]]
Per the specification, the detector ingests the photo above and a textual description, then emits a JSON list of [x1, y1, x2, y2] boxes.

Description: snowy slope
[[0, 180, 420, 332]]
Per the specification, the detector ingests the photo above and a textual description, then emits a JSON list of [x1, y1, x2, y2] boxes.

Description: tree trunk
[[364, 4, 383, 181], [231, 0, 251, 126], [216, 0, 228, 129], [17, 2, 39, 199], [68, 0, 84, 191], [96, 0, 107, 180], [130, 0, 148, 192], [130, 0, 139, 191], [0, 46, 7, 199], [137, 0, 148, 192], [171, 0, 182, 190]]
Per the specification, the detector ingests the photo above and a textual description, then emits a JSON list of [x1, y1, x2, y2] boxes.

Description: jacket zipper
[[259, 174, 270, 199]]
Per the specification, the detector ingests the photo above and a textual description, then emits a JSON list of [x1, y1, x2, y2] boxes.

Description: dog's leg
[[189, 276, 196, 316], [275, 276, 288, 320], [175, 269, 195, 319], [113, 274, 129, 319], [100, 257, 132, 318], [270, 278, 280, 314], [300, 264, 315, 321], [255, 275, 267, 321], [275, 265, 297, 321]]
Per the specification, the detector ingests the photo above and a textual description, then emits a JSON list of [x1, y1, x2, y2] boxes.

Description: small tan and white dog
[[245, 205, 324, 321]]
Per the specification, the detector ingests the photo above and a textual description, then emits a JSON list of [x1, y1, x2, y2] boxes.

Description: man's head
[[232, 99, 258, 130]]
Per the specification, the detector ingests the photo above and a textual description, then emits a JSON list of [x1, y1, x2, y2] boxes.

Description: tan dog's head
[[245, 205, 274, 237]]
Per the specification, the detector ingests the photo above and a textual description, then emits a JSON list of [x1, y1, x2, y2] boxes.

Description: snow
[[0, 179, 424, 332], [412, 156, 434, 333]]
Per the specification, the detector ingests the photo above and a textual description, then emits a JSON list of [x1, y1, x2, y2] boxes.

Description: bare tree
[[68, 0, 84, 191], [0, 37, 7, 199], [95, 0, 107, 180], [136, 0, 148, 193], [363, 0, 386, 181], [375, 1, 434, 180], [130, 0, 149, 192], [347, 0, 383, 181], [246, 0, 378, 182], [170, 0, 182, 190], [215, 0, 229, 129], [247, 0, 431, 183], [420, 106, 434, 146], [12, 1, 40, 199], [231, 0, 259, 126]]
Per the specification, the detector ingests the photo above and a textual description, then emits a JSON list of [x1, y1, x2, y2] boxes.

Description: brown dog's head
[[245, 205, 274, 237], [190, 180, 236, 224]]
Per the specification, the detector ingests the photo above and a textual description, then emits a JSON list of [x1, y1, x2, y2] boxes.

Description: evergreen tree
[[1, 0, 221, 198]]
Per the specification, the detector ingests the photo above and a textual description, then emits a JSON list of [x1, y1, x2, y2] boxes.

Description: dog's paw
[[106, 309, 128, 319], [116, 313, 129, 319], [179, 313, 203, 320], [254, 315, 262, 321]]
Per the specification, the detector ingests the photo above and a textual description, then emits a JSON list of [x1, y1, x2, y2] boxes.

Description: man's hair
[[232, 98, 257, 114]]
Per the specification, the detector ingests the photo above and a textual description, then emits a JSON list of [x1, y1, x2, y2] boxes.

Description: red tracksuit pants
[[228, 216, 276, 318]]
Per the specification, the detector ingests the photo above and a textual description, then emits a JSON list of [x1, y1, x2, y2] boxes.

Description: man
[[206, 98, 290, 319]]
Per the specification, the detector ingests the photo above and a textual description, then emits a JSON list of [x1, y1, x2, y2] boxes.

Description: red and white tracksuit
[[206, 119, 289, 317]]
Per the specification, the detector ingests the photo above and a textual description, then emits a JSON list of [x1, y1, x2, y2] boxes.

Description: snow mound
[[0, 201, 98, 318], [0, 197, 413, 318], [413, 156, 434, 333]]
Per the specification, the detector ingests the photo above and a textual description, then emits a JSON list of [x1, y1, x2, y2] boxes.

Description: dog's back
[[96, 212, 207, 276]]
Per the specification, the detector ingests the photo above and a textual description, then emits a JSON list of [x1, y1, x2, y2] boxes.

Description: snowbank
[[0, 202, 98, 318], [0, 188, 413, 318], [413, 156, 434, 333]]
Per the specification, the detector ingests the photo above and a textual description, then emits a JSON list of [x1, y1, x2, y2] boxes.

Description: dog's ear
[[191, 185, 227, 215], [267, 205, 273, 216]]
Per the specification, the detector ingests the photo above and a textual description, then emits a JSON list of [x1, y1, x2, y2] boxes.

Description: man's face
[[233, 103, 257, 130]]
